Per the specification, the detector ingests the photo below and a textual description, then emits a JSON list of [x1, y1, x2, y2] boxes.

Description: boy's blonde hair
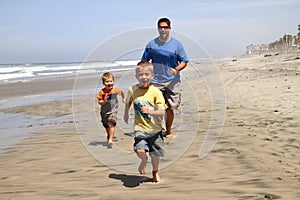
[[136, 61, 153, 74], [102, 72, 114, 84]]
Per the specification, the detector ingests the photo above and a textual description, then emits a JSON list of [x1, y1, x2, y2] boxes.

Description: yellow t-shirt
[[126, 85, 167, 134]]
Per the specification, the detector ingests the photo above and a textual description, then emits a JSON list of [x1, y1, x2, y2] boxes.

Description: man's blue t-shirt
[[141, 37, 189, 83]]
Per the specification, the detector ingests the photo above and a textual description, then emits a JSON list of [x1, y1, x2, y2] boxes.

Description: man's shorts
[[152, 82, 181, 110], [101, 113, 117, 128], [133, 131, 165, 157]]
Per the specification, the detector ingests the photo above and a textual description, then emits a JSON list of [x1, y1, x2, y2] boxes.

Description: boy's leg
[[101, 114, 110, 141], [151, 156, 160, 182], [107, 124, 115, 144], [136, 149, 148, 174], [105, 113, 117, 144]]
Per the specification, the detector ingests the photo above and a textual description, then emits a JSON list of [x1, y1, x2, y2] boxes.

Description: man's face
[[158, 22, 171, 40]]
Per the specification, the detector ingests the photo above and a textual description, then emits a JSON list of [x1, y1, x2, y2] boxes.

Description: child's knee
[[136, 149, 146, 154]]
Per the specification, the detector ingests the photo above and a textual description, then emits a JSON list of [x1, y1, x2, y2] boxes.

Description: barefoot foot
[[163, 132, 174, 138], [108, 139, 113, 144], [138, 158, 147, 174], [152, 170, 160, 183]]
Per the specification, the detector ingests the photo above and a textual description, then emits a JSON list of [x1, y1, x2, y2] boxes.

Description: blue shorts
[[133, 131, 165, 157]]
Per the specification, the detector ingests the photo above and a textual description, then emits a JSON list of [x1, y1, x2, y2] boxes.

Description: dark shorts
[[133, 131, 165, 157], [101, 113, 117, 128]]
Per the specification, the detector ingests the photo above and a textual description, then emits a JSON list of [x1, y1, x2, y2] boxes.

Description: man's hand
[[170, 68, 177, 76]]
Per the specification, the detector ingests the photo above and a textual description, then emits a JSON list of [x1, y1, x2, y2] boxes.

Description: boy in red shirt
[[97, 72, 125, 145]]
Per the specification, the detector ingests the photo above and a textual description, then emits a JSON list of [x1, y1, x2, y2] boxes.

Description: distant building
[[246, 44, 268, 55], [246, 24, 300, 55]]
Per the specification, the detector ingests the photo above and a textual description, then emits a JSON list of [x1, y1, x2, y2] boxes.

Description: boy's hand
[[140, 106, 150, 114], [104, 94, 109, 101], [99, 94, 109, 105]]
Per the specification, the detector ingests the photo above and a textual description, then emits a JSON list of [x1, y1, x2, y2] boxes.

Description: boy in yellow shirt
[[124, 61, 167, 183]]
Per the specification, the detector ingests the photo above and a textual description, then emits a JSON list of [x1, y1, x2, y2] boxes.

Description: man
[[141, 17, 189, 138]]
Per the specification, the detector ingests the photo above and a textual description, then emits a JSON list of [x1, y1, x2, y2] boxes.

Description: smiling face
[[103, 76, 114, 90], [135, 65, 153, 89]]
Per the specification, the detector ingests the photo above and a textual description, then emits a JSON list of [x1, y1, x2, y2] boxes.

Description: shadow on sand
[[89, 141, 113, 149], [109, 173, 153, 188]]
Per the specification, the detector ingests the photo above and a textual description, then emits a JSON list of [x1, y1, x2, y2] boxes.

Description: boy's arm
[[123, 101, 132, 124], [139, 89, 167, 116], [98, 94, 109, 105], [140, 106, 165, 117]]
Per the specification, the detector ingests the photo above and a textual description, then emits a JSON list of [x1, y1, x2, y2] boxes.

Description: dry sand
[[0, 50, 299, 199]]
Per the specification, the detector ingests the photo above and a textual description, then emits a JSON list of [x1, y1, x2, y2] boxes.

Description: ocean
[[0, 60, 139, 84]]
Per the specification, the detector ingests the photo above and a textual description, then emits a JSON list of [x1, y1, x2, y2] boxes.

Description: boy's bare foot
[[138, 158, 147, 174], [152, 170, 160, 183], [108, 139, 113, 144], [107, 139, 113, 149]]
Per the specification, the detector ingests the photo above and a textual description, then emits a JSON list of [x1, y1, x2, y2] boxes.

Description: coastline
[[0, 50, 299, 199], [0, 76, 76, 99]]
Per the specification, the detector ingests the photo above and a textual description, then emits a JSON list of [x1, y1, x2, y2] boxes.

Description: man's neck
[[159, 36, 170, 43]]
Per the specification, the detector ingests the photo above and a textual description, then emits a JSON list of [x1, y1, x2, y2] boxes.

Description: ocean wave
[[0, 60, 138, 83]]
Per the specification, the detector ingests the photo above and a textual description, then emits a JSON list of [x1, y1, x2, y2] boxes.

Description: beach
[[0, 50, 299, 199]]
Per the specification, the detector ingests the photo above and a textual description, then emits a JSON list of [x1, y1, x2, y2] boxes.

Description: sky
[[0, 0, 299, 64]]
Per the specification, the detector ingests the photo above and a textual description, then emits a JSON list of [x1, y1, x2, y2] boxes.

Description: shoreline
[[0, 76, 76, 99]]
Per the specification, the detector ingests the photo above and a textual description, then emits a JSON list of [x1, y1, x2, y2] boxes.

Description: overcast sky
[[0, 0, 299, 64]]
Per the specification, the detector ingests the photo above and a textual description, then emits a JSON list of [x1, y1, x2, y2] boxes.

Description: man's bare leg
[[165, 108, 174, 138]]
